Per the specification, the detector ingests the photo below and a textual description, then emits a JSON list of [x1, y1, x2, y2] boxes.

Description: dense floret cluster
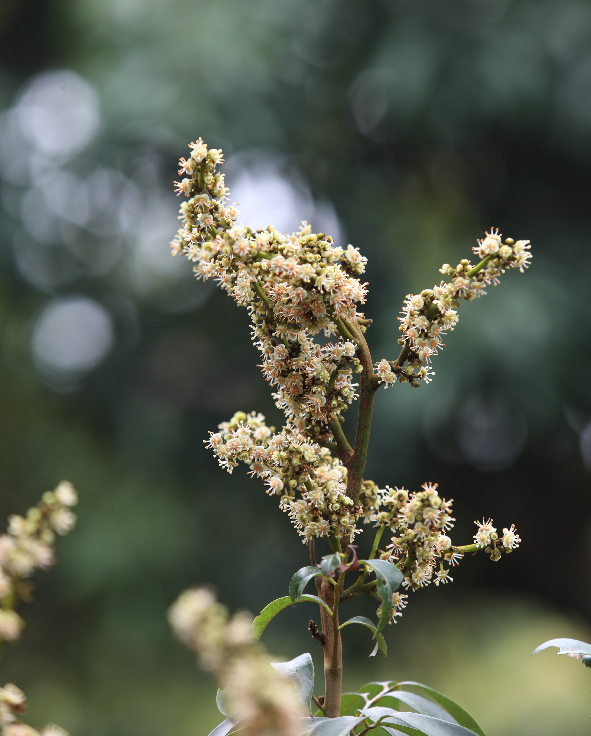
[[377, 483, 461, 591], [380, 230, 532, 388], [207, 411, 362, 542], [473, 518, 521, 561], [171, 139, 366, 440]]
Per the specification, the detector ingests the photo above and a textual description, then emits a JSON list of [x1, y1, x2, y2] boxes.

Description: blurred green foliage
[[1, 0, 591, 734]]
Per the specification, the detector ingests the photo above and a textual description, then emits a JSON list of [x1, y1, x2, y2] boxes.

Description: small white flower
[[54, 481, 78, 507], [0, 611, 24, 642]]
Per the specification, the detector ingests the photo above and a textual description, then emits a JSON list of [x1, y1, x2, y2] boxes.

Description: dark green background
[[0, 1, 590, 733]]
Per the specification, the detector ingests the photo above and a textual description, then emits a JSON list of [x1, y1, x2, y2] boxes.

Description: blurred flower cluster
[[0, 482, 78, 643], [0, 484, 77, 736], [0, 683, 68, 736], [168, 587, 304, 736]]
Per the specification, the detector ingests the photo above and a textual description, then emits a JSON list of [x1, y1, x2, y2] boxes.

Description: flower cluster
[[0, 684, 68, 736], [0, 482, 78, 643], [168, 587, 304, 736], [375, 483, 462, 592], [473, 518, 521, 561], [380, 229, 532, 388], [171, 138, 366, 443], [207, 411, 362, 542]]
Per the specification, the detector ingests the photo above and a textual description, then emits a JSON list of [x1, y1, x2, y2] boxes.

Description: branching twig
[[309, 619, 327, 646]]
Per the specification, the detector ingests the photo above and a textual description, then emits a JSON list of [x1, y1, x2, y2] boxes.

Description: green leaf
[[362, 708, 481, 736], [251, 595, 332, 640], [396, 683, 486, 736], [216, 688, 229, 717], [339, 693, 365, 716], [307, 716, 366, 736], [290, 566, 323, 603], [252, 596, 292, 639], [339, 616, 387, 657], [359, 681, 395, 700], [531, 638, 591, 658], [379, 692, 455, 723], [320, 552, 342, 576], [359, 559, 404, 635], [271, 653, 314, 713]]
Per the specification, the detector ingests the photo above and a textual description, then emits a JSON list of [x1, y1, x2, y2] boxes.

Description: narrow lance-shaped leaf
[[339, 616, 387, 657], [379, 692, 456, 723], [251, 595, 332, 640], [307, 715, 366, 736], [271, 653, 315, 713], [362, 707, 481, 736], [290, 566, 323, 603], [396, 682, 487, 736]]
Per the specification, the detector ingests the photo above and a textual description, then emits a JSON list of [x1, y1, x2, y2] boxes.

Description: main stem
[[318, 319, 379, 716], [345, 319, 378, 502], [317, 575, 343, 717]]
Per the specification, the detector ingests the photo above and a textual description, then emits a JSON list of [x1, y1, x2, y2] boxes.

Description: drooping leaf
[[252, 596, 292, 639], [290, 566, 323, 603], [207, 718, 236, 736], [216, 688, 229, 717], [320, 552, 342, 577], [362, 708, 481, 736], [251, 594, 332, 639], [339, 692, 365, 716], [359, 559, 404, 635], [339, 616, 387, 656], [307, 715, 366, 736], [531, 638, 591, 658], [300, 593, 333, 616], [396, 682, 487, 736], [271, 653, 315, 713]]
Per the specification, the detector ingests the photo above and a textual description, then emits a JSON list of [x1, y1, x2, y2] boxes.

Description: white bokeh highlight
[[15, 71, 100, 159], [31, 296, 114, 378]]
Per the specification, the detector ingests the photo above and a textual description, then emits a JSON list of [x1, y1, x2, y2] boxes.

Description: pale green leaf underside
[[531, 638, 591, 657], [271, 653, 314, 713]]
